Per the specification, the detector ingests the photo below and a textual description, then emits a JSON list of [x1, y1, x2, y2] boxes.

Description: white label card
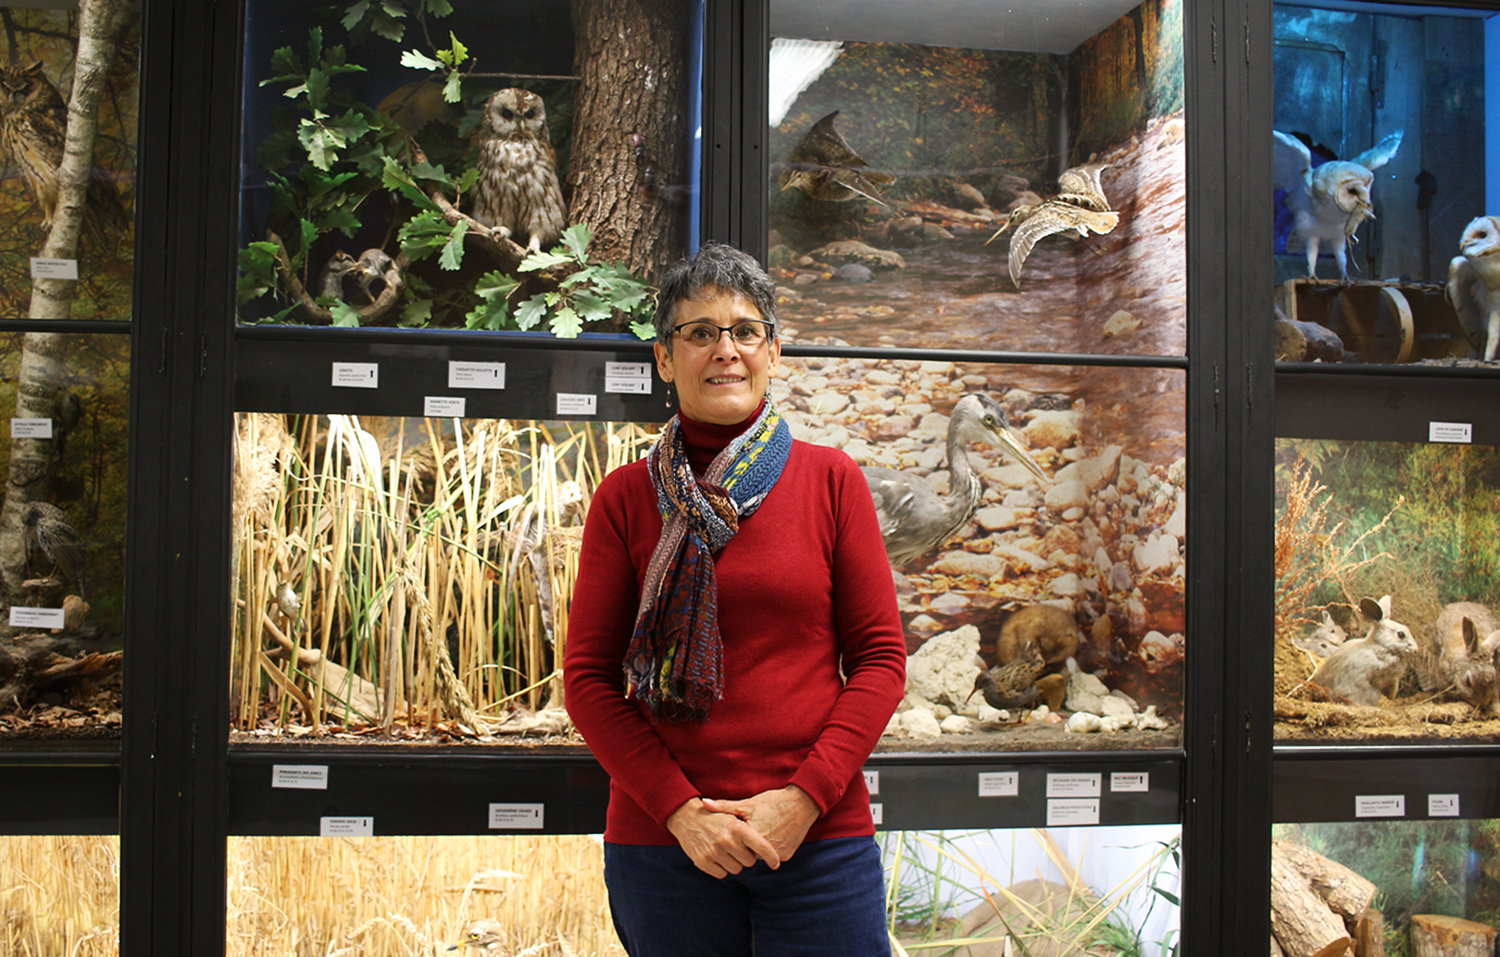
[[870, 803, 883, 826], [606, 361, 652, 379], [1428, 794, 1461, 818], [605, 376, 653, 395], [9, 606, 64, 629], [332, 362, 379, 389], [448, 361, 507, 390], [1111, 772, 1150, 793], [1429, 422, 1473, 444], [1046, 773, 1101, 798], [864, 770, 879, 795], [978, 772, 1019, 797], [1047, 799, 1100, 826], [489, 803, 545, 829], [423, 396, 466, 417], [272, 765, 330, 790], [320, 816, 373, 836], [556, 393, 597, 416], [1355, 794, 1406, 818], [10, 418, 52, 438], [30, 257, 78, 280]]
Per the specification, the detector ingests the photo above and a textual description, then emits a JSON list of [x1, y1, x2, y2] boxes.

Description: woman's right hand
[[665, 797, 781, 878]]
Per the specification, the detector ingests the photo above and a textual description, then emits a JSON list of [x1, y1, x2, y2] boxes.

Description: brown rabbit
[[1429, 602, 1500, 713]]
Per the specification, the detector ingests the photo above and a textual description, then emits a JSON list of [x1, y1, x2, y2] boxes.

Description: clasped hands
[[665, 785, 820, 878]]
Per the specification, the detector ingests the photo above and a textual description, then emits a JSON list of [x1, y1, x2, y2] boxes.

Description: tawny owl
[[0, 59, 127, 240], [1446, 215, 1500, 361], [470, 88, 566, 254], [1273, 129, 1402, 281]]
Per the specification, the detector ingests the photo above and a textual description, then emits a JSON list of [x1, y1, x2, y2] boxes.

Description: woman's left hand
[[701, 785, 820, 864]]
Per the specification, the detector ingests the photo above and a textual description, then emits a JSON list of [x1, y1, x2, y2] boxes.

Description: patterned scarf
[[623, 401, 793, 722]]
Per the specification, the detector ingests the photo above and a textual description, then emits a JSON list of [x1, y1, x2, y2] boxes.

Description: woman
[[564, 242, 906, 956]]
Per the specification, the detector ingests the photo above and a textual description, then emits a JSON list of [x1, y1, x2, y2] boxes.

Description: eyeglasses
[[671, 320, 774, 350]]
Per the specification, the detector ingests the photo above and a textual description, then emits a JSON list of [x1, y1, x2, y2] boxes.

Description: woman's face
[[654, 287, 781, 426]]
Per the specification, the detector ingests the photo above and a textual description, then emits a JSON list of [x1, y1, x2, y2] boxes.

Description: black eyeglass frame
[[669, 319, 777, 347]]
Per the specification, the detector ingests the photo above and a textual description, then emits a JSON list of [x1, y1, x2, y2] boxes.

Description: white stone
[[929, 552, 1007, 579], [1044, 480, 1089, 512], [1133, 533, 1179, 574], [929, 592, 971, 616], [994, 544, 1048, 572], [898, 708, 943, 740], [806, 392, 849, 415], [1054, 445, 1123, 494], [1109, 688, 1139, 710], [1100, 695, 1135, 721], [1136, 706, 1169, 731], [905, 625, 983, 708], [1099, 716, 1128, 733], [1062, 507, 1085, 521], [976, 703, 1007, 722], [1065, 672, 1111, 715], [885, 713, 902, 735], [1065, 712, 1102, 733], [974, 505, 1020, 531], [1050, 573, 1083, 596], [1140, 631, 1175, 661], [940, 715, 972, 734], [1163, 491, 1187, 539]]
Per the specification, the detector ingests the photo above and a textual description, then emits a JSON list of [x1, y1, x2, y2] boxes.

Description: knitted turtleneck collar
[[677, 399, 769, 472]]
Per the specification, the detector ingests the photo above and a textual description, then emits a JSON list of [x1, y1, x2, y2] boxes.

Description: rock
[[898, 707, 943, 740], [1066, 671, 1111, 714], [1274, 310, 1344, 362], [1100, 695, 1135, 721], [1108, 561, 1133, 591], [1132, 533, 1179, 573], [805, 392, 849, 415], [807, 240, 906, 270], [940, 714, 972, 734], [953, 181, 987, 209], [974, 505, 1020, 531], [905, 625, 983, 708], [930, 592, 971, 615], [906, 614, 944, 640], [994, 544, 1047, 572], [1050, 573, 1083, 596], [929, 552, 1007, 579], [1136, 705, 1169, 730], [1024, 410, 1080, 450], [1054, 445, 1123, 494], [1066, 712, 1102, 733], [1099, 715, 1128, 733], [1110, 688, 1139, 710], [993, 463, 1047, 489], [976, 703, 1009, 722], [834, 263, 873, 283], [1030, 704, 1050, 720], [1044, 480, 1089, 512], [1102, 310, 1140, 340]]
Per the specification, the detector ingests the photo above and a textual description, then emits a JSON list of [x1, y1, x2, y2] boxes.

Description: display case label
[[489, 803, 545, 829], [423, 396, 466, 418], [320, 816, 373, 836], [10, 418, 52, 438], [1355, 794, 1406, 818], [1429, 422, 1473, 444], [332, 362, 379, 389], [1111, 772, 1150, 793], [448, 361, 506, 389], [30, 257, 78, 280], [864, 770, 879, 795], [870, 803, 883, 826], [1047, 799, 1100, 826], [605, 362, 654, 395], [1046, 773, 1101, 798], [8, 606, 64, 629], [272, 765, 329, 790], [556, 393, 597, 416], [978, 771, 1019, 797], [605, 376, 653, 395], [1428, 794, 1460, 817]]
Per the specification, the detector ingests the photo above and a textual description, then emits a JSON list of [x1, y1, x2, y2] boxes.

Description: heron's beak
[[996, 428, 1049, 486]]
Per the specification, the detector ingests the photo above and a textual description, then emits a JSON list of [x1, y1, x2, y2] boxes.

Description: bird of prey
[[779, 110, 895, 206], [22, 501, 84, 594], [1272, 129, 1402, 281], [863, 393, 1048, 570], [985, 162, 1119, 288], [1446, 215, 1500, 361]]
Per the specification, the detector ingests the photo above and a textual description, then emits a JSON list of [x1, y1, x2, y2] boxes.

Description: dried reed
[[0, 835, 119, 956]]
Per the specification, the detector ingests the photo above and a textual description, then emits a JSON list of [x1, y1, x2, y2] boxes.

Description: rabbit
[[1291, 609, 1347, 658], [1308, 595, 1417, 706], [1430, 602, 1500, 713]]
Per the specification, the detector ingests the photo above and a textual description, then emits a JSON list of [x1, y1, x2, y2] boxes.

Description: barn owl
[[1273, 129, 1402, 281], [470, 88, 566, 253], [1446, 215, 1500, 361], [779, 110, 895, 205], [985, 162, 1119, 288]]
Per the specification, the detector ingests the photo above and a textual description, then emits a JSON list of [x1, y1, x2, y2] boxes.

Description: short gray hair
[[652, 242, 777, 350]]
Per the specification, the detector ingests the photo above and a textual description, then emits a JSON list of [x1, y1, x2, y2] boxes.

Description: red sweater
[[564, 412, 906, 845]]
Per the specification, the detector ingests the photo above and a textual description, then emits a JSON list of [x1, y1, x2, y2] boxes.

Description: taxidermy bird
[[779, 110, 895, 206], [22, 501, 84, 595], [316, 250, 371, 302], [354, 247, 394, 302], [1272, 129, 1403, 281], [863, 394, 1048, 570], [1445, 215, 1500, 362], [470, 87, 567, 254], [449, 919, 505, 952], [985, 162, 1118, 288]]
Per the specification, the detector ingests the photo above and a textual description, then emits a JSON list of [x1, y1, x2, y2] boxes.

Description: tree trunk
[[567, 0, 689, 281], [1409, 915, 1496, 957], [1274, 838, 1379, 921], [1271, 839, 1378, 957]]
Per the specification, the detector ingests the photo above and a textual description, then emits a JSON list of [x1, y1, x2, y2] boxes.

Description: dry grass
[[0, 835, 119, 956], [226, 835, 625, 957]]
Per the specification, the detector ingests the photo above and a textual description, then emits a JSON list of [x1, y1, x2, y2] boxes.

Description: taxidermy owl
[[470, 88, 566, 254], [0, 60, 127, 240], [1272, 129, 1402, 281], [985, 162, 1119, 288], [779, 110, 895, 206], [1446, 215, 1500, 362]]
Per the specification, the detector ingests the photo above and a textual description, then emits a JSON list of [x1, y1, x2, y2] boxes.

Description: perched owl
[[985, 162, 1119, 288], [1446, 215, 1500, 362], [779, 110, 895, 205], [1273, 129, 1402, 281], [0, 60, 128, 240], [470, 88, 566, 254]]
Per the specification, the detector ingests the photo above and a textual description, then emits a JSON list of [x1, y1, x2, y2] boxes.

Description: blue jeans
[[604, 836, 890, 956]]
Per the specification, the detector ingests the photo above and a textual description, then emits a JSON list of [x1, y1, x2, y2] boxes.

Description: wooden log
[[1275, 313, 1346, 363], [1409, 914, 1496, 957], [1355, 908, 1385, 957], [1272, 841, 1355, 957], [1273, 839, 1379, 920]]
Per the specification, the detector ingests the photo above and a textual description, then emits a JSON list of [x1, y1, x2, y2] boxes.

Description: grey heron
[[863, 393, 1048, 570]]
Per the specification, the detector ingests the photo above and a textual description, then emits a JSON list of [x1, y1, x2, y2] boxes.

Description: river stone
[[834, 263, 873, 283], [1065, 672, 1111, 714], [940, 714, 972, 734], [1024, 410, 1081, 450], [994, 544, 1047, 572], [1054, 445, 1123, 493], [1066, 712, 1102, 733], [1108, 561, 1133, 591], [898, 707, 942, 740], [791, 375, 830, 396], [1102, 310, 1141, 339], [1050, 573, 1083, 596], [1137, 705, 1170, 730], [805, 392, 849, 415], [864, 369, 901, 386], [1133, 533, 1179, 573], [930, 592, 971, 615], [1163, 491, 1186, 538], [953, 181, 987, 209], [929, 552, 1007, 579], [905, 625, 982, 708], [808, 240, 906, 270], [1043, 480, 1089, 512], [974, 505, 1020, 531], [1100, 695, 1135, 721]]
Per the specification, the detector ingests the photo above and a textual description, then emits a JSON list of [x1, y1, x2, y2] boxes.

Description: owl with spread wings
[[1273, 129, 1402, 282], [1446, 215, 1500, 362]]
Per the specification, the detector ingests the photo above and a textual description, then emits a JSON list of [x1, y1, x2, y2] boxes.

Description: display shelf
[[1273, 747, 1500, 824], [1275, 366, 1500, 444], [0, 749, 119, 835], [225, 747, 1181, 836]]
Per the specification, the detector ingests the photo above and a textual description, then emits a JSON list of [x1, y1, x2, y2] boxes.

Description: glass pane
[[0, 5, 139, 322], [0, 333, 128, 740], [1272, 2, 1498, 366], [237, 0, 701, 335], [0, 835, 118, 954], [768, 0, 1186, 355]]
